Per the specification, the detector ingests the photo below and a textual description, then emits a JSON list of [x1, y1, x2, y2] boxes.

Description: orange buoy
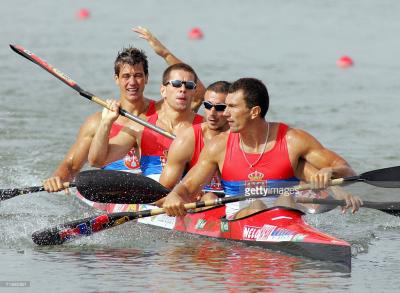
[[76, 8, 90, 20], [188, 27, 204, 40], [337, 56, 354, 68]]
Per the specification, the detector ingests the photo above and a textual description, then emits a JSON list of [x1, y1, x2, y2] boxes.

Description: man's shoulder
[[286, 126, 312, 139], [206, 132, 229, 151], [175, 124, 196, 141], [285, 125, 322, 150], [84, 112, 102, 123], [79, 112, 101, 132]]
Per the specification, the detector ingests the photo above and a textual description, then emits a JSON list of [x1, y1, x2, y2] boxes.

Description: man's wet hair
[[114, 47, 149, 76], [206, 81, 231, 94], [229, 78, 269, 118], [162, 63, 198, 84]]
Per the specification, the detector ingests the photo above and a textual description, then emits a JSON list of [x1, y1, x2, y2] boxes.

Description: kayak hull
[[76, 193, 351, 269]]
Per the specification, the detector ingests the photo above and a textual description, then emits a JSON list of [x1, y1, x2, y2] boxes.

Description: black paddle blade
[[75, 170, 168, 204], [362, 201, 400, 217], [359, 166, 400, 188], [299, 198, 400, 217]]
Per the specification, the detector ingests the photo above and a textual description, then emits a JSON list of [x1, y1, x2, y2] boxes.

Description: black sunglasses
[[164, 80, 197, 90], [203, 101, 227, 112]]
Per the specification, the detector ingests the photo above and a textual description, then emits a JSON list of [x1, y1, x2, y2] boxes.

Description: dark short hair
[[114, 47, 148, 76], [206, 81, 231, 94], [228, 78, 269, 118], [162, 63, 198, 84]]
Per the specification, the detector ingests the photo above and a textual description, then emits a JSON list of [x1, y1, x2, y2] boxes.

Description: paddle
[[9, 44, 175, 140], [325, 165, 400, 188], [0, 170, 162, 203], [75, 170, 169, 204], [0, 183, 74, 202], [296, 198, 400, 216], [31, 191, 400, 245], [76, 166, 400, 205]]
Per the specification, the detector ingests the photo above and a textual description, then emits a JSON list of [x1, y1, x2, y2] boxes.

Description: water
[[1, 0, 400, 291]]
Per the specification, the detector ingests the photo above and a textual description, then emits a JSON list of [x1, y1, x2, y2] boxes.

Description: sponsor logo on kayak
[[220, 221, 229, 232], [195, 219, 207, 230], [243, 224, 296, 242], [243, 225, 262, 240], [256, 224, 295, 242], [292, 234, 306, 242]]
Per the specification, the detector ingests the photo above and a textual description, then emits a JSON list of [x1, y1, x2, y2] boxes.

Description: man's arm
[[289, 128, 362, 213], [288, 128, 356, 187], [162, 135, 225, 216], [133, 26, 206, 112], [88, 100, 136, 167], [43, 113, 100, 192], [159, 127, 196, 189]]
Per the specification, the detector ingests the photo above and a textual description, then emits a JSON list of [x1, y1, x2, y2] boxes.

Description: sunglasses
[[203, 101, 227, 112], [164, 80, 197, 90]]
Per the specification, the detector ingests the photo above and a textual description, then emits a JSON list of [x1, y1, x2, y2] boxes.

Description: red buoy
[[76, 8, 90, 20], [337, 56, 354, 68], [188, 27, 204, 40]]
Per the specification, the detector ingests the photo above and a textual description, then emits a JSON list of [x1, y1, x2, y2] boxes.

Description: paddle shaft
[[10, 44, 175, 140], [0, 182, 74, 201]]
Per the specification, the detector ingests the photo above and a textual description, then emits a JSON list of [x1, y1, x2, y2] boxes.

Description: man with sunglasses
[[161, 78, 362, 218], [155, 81, 231, 204], [88, 63, 204, 182], [43, 27, 206, 193], [156, 81, 335, 210]]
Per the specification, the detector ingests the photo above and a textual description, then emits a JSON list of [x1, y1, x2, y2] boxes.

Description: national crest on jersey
[[123, 149, 140, 169], [101, 100, 156, 173], [245, 170, 267, 193], [102, 123, 141, 173]]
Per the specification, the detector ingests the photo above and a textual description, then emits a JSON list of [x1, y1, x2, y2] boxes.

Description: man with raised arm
[[88, 63, 203, 181], [162, 78, 362, 219], [43, 27, 205, 192]]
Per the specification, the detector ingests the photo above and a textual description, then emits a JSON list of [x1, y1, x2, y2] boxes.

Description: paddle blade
[[32, 212, 141, 245], [362, 201, 400, 216], [75, 170, 168, 204], [360, 166, 400, 188], [32, 214, 111, 245]]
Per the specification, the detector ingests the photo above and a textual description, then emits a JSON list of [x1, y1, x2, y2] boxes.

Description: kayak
[[139, 204, 351, 269], [76, 193, 351, 270]]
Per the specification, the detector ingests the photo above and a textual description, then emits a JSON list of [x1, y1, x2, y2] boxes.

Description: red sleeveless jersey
[[140, 112, 203, 176], [221, 123, 298, 196], [102, 99, 156, 171]]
